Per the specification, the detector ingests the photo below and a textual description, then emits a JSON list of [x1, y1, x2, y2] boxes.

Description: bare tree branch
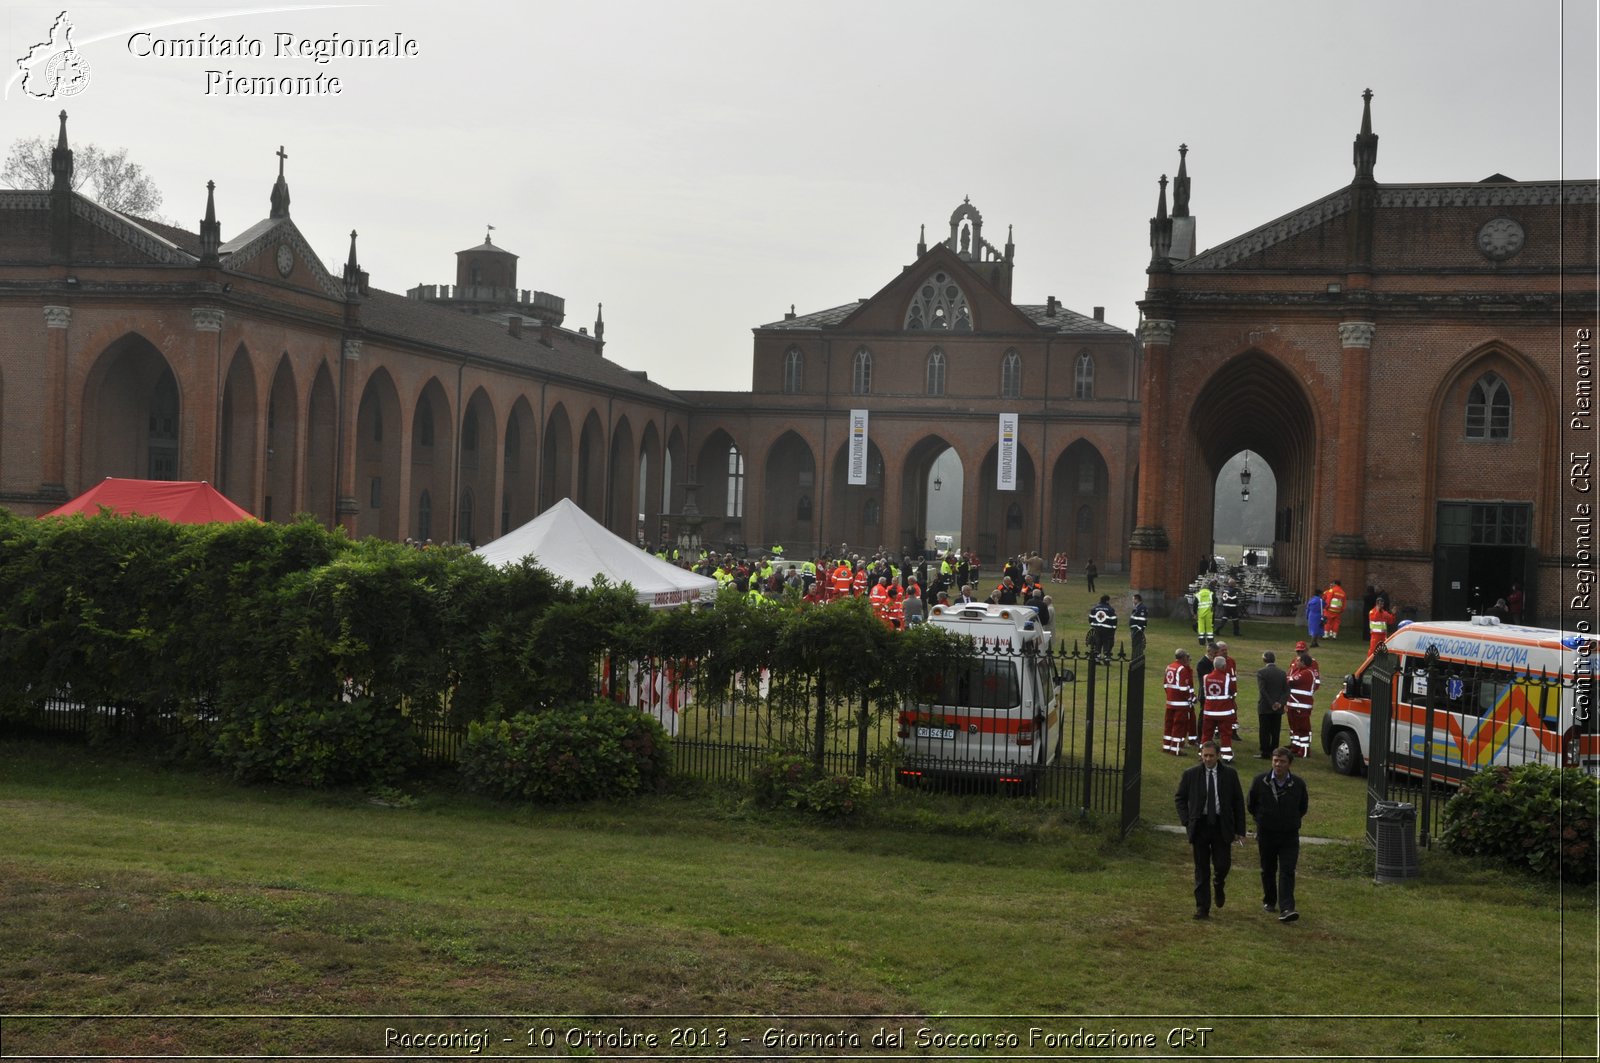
[[2, 136, 165, 218]]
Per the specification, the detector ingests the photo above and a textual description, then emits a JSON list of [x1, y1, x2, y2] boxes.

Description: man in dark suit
[[1254, 650, 1290, 758], [1174, 740, 1246, 919]]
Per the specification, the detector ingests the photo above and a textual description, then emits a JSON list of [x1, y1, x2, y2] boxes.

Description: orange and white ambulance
[[1322, 617, 1599, 780], [896, 602, 1062, 787]]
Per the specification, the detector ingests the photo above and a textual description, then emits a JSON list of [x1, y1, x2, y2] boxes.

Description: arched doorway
[[762, 430, 817, 555], [80, 333, 181, 485], [900, 436, 963, 557], [1050, 440, 1109, 565]]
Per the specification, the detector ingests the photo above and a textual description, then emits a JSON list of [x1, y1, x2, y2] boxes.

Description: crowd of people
[[656, 545, 1068, 632]]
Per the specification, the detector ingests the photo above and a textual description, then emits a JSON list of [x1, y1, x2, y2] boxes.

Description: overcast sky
[[6, 1, 1596, 391]]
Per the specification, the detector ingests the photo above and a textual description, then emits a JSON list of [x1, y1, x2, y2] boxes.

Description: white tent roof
[[473, 497, 716, 608]]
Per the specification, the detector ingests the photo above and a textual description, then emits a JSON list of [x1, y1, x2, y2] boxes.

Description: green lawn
[[2, 737, 1595, 1059]]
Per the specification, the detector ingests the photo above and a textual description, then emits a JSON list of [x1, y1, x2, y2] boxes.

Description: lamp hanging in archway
[[1240, 451, 1252, 503]]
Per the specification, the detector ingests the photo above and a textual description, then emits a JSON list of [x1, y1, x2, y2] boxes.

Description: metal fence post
[[1364, 645, 1397, 848], [1081, 646, 1097, 816], [1122, 646, 1145, 836]]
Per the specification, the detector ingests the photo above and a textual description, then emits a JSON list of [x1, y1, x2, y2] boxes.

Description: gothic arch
[[353, 367, 402, 539], [1050, 440, 1109, 564], [218, 344, 260, 510], [304, 362, 337, 526], [576, 409, 606, 521], [80, 332, 181, 485], [694, 428, 744, 549], [976, 443, 1037, 563], [541, 402, 574, 510], [827, 436, 886, 553], [502, 396, 538, 534], [1183, 350, 1321, 598], [638, 420, 664, 546], [608, 414, 636, 540], [459, 387, 497, 547], [898, 434, 963, 557], [264, 354, 299, 522], [762, 430, 817, 554], [412, 378, 455, 541]]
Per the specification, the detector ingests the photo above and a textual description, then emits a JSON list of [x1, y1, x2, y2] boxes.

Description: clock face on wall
[[1476, 217, 1525, 261], [276, 243, 294, 277]]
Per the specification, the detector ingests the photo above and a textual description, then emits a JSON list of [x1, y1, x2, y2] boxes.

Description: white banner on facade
[[996, 412, 1019, 491], [848, 409, 869, 485]]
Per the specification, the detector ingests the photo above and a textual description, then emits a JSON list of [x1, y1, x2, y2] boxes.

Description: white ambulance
[[896, 602, 1063, 787], [1322, 617, 1599, 780]]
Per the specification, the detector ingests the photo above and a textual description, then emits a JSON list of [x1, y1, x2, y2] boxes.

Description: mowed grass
[[1, 739, 1595, 1058]]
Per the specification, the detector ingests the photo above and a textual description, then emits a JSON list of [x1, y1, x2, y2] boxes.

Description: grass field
[[2, 729, 1596, 1058]]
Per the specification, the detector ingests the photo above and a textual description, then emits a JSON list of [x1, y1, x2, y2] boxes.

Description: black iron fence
[[7, 641, 1146, 833]]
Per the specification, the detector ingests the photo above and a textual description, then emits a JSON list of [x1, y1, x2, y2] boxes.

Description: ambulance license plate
[[916, 725, 956, 740]]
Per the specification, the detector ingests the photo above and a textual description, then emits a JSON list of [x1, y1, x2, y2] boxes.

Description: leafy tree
[[2, 136, 165, 218]]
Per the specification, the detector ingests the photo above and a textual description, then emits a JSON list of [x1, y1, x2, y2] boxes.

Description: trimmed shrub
[[1440, 763, 1598, 884], [750, 751, 869, 819], [209, 694, 421, 788], [459, 701, 671, 802]]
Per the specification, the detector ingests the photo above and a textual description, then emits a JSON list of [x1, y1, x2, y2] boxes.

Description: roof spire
[[1172, 144, 1191, 218], [342, 229, 366, 300], [594, 302, 605, 350], [50, 110, 73, 192], [1352, 88, 1379, 181], [269, 145, 291, 218], [1148, 174, 1173, 267], [917, 222, 926, 256], [199, 180, 221, 264]]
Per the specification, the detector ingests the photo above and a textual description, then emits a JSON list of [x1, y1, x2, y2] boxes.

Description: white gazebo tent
[[473, 497, 716, 608], [474, 498, 715, 736]]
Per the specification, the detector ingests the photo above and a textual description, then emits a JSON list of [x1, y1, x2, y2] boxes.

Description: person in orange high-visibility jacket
[[886, 583, 905, 630], [852, 565, 869, 598], [869, 576, 890, 620], [1286, 651, 1318, 757], [1368, 595, 1397, 654], [830, 561, 853, 600], [1322, 580, 1347, 639]]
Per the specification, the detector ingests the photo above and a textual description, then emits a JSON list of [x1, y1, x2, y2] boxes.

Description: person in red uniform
[[1163, 649, 1196, 757], [1322, 580, 1347, 640], [1200, 663, 1239, 763], [869, 576, 890, 622], [1286, 651, 1318, 758], [1368, 594, 1397, 654]]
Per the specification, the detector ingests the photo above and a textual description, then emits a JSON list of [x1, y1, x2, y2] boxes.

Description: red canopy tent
[[42, 479, 257, 523]]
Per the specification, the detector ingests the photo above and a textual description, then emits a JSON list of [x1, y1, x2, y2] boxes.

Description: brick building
[[678, 198, 1141, 564], [1, 112, 692, 548], [1, 118, 1140, 568], [1131, 92, 1599, 622]]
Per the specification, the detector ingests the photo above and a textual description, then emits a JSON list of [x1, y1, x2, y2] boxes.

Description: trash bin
[[1370, 800, 1418, 883]]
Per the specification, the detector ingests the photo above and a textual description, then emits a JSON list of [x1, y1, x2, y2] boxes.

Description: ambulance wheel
[[1329, 729, 1364, 777]]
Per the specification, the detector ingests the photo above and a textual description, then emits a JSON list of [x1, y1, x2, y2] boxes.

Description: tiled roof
[[1014, 305, 1130, 334], [119, 213, 203, 257], [758, 303, 865, 329], [359, 289, 684, 404], [758, 301, 1130, 335]]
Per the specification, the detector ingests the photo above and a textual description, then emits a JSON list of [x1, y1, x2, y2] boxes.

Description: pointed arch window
[[783, 347, 804, 394], [905, 271, 972, 332], [726, 444, 744, 518], [1000, 349, 1022, 399], [1074, 352, 1095, 399], [417, 489, 433, 541], [1465, 372, 1511, 440], [852, 347, 872, 395], [926, 348, 946, 396], [458, 488, 474, 545], [417, 395, 434, 448]]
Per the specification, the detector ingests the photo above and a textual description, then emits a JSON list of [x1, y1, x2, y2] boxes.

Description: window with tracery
[[783, 347, 804, 394], [1000, 350, 1022, 399], [1465, 372, 1511, 439], [905, 272, 972, 331], [1074, 352, 1095, 399], [926, 348, 946, 396], [852, 347, 872, 395]]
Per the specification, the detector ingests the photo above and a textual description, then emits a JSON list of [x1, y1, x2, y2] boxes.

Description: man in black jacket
[[1247, 748, 1310, 923], [1174, 741, 1246, 919], [1254, 650, 1290, 758]]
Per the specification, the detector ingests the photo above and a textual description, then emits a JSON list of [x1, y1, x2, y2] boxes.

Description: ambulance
[[896, 602, 1063, 787], [1321, 617, 1599, 780]]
